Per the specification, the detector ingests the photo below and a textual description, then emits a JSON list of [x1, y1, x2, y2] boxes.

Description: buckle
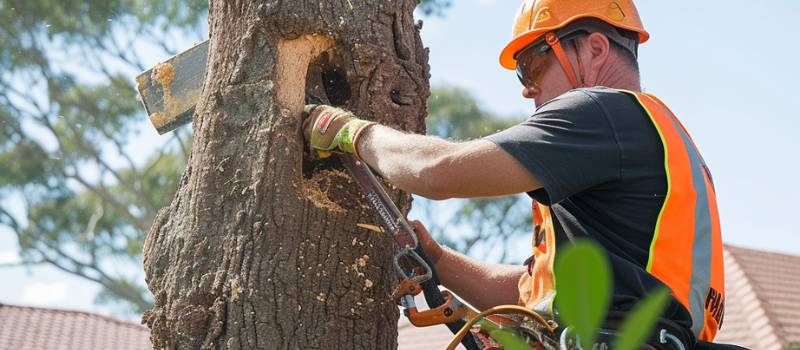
[[545, 32, 559, 45]]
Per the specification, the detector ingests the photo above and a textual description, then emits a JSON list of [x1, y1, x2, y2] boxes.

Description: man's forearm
[[358, 125, 456, 199], [435, 246, 525, 311]]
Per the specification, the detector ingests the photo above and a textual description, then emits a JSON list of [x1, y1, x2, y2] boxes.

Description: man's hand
[[302, 105, 375, 159], [408, 219, 526, 310], [409, 220, 444, 266]]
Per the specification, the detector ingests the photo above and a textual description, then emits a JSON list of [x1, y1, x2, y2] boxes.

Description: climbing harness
[[446, 305, 559, 350], [446, 309, 693, 350]]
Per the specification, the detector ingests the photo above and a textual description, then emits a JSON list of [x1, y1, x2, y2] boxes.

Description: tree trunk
[[142, 1, 430, 349]]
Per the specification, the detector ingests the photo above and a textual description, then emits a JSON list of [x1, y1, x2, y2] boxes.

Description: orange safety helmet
[[500, 0, 650, 86]]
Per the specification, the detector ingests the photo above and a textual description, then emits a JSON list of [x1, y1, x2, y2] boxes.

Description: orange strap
[[545, 32, 583, 89]]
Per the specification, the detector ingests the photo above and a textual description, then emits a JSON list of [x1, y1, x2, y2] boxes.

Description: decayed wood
[[142, 1, 430, 349]]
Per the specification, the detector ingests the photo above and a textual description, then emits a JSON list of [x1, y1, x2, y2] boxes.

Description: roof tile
[[0, 303, 150, 350]]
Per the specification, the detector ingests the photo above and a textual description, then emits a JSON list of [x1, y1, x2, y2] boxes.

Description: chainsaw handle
[[393, 248, 434, 284], [406, 291, 469, 327]]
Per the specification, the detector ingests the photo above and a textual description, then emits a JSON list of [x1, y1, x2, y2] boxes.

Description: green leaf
[[417, 0, 451, 17], [614, 287, 671, 350], [427, 86, 517, 140], [488, 329, 533, 350], [554, 240, 612, 349]]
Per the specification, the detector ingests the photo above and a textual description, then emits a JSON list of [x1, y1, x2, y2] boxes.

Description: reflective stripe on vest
[[622, 91, 725, 341], [516, 91, 725, 341]]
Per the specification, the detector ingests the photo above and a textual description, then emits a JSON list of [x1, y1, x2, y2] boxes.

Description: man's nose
[[522, 86, 537, 99]]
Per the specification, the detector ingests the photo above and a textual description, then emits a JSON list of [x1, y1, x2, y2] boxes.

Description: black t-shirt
[[486, 87, 693, 331]]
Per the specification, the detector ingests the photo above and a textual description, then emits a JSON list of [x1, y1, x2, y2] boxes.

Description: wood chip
[[356, 223, 384, 233]]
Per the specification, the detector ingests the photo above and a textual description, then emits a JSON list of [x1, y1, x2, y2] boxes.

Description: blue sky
[[2, 0, 798, 318], [420, 0, 800, 256]]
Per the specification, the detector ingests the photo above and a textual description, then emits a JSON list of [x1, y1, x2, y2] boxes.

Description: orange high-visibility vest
[[517, 91, 725, 341]]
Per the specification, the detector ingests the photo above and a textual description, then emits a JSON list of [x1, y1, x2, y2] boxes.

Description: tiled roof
[[715, 245, 800, 349], [3, 244, 797, 350], [398, 316, 460, 350], [398, 245, 800, 350], [0, 303, 150, 350]]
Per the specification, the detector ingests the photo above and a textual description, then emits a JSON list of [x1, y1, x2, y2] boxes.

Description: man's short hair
[[608, 35, 640, 73], [564, 19, 640, 73]]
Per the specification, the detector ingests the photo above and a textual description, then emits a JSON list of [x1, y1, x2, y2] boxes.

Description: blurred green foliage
[[417, 0, 451, 16], [614, 288, 671, 350], [555, 240, 612, 348], [0, 0, 204, 314], [555, 241, 670, 350]]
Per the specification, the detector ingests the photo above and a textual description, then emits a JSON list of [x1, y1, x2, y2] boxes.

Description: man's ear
[[587, 32, 611, 60], [585, 32, 611, 86]]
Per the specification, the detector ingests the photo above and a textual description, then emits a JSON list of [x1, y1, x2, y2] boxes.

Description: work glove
[[302, 105, 376, 159]]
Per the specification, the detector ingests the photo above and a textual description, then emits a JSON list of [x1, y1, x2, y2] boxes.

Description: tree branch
[[86, 30, 146, 72], [0, 261, 47, 269], [174, 128, 190, 160], [69, 172, 150, 231], [9, 214, 152, 311]]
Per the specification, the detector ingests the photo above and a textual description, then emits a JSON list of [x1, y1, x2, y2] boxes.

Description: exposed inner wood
[[274, 35, 333, 118]]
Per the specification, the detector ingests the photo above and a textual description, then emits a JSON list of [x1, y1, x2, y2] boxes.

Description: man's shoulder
[[535, 87, 631, 113], [537, 87, 647, 123]]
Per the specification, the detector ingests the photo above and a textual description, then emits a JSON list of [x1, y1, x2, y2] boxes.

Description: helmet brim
[[499, 15, 650, 71]]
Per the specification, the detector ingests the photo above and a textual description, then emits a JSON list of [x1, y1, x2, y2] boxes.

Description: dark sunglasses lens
[[516, 65, 526, 85], [516, 55, 536, 88], [515, 42, 548, 88]]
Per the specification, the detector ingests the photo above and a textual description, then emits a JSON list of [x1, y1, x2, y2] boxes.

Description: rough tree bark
[[142, 1, 430, 349]]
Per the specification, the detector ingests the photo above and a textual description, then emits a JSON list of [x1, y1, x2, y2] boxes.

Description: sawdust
[[149, 62, 177, 131], [149, 111, 169, 130], [300, 168, 347, 213], [154, 61, 175, 87], [135, 74, 149, 92], [350, 255, 370, 281], [230, 278, 240, 303]]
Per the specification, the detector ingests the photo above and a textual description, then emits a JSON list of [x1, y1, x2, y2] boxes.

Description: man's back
[[488, 87, 695, 332]]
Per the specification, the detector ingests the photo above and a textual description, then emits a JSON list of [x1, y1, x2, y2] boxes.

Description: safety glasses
[[514, 30, 588, 89], [515, 40, 551, 89]]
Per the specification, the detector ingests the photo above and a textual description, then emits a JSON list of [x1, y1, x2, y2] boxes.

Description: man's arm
[[437, 247, 526, 310], [357, 125, 542, 199], [410, 220, 524, 310]]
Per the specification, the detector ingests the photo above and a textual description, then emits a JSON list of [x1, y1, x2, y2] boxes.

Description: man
[[303, 0, 725, 348]]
